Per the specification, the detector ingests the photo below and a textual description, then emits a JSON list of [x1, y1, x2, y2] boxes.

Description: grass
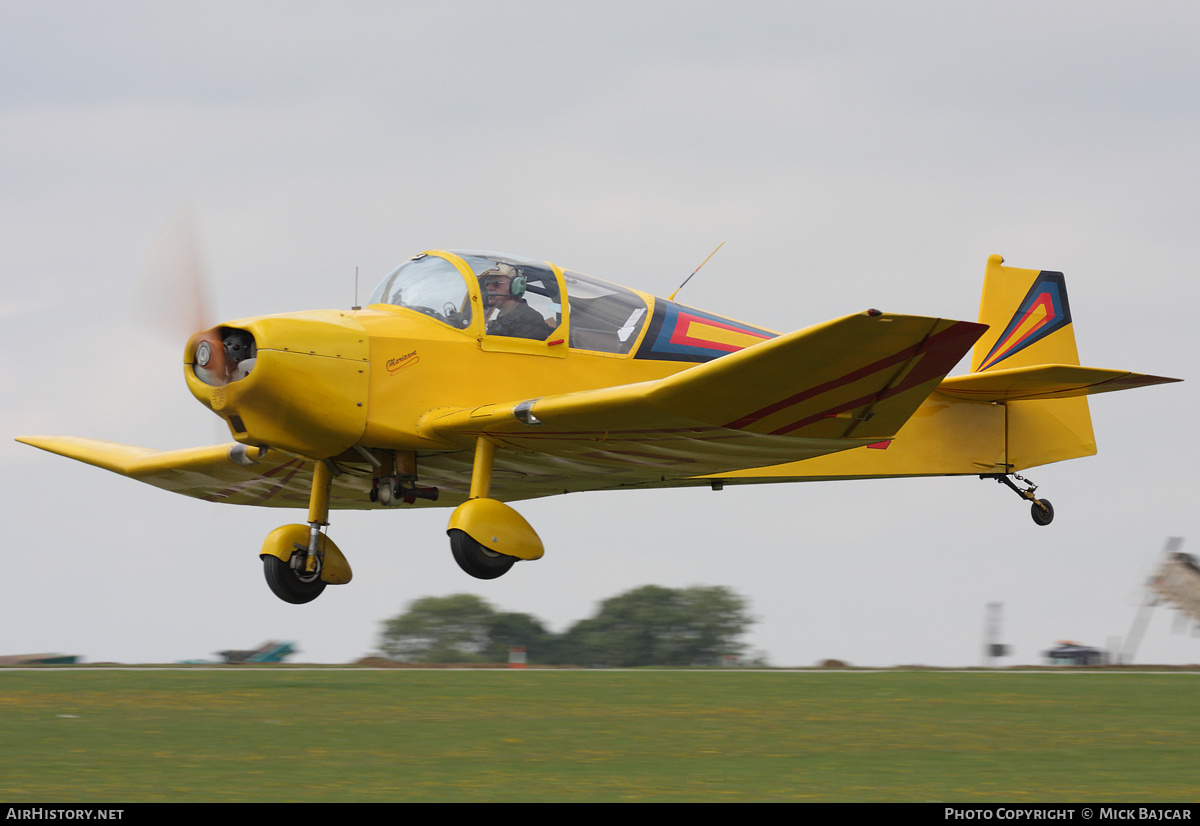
[[1, 668, 1198, 802]]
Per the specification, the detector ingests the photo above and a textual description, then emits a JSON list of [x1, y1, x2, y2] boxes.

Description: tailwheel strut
[[980, 472, 1054, 526]]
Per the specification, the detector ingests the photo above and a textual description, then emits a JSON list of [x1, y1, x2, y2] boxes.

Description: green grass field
[[1, 668, 1198, 802]]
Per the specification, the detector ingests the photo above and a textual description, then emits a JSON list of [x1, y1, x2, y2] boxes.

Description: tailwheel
[[263, 552, 327, 604], [1031, 499, 1054, 527], [449, 529, 518, 580], [981, 472, 1056, 527]]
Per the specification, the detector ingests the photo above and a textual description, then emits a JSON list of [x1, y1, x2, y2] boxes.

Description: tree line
[[377, 585, 756, 667]]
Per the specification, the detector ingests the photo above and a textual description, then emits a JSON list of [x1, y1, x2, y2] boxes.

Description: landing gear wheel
[[449, 529, 517, 580], [1031, 499, 1054, 527], [263, 553, 327, 604]]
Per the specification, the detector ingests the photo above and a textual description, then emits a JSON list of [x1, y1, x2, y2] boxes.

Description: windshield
[[368, 254, 472, 329]]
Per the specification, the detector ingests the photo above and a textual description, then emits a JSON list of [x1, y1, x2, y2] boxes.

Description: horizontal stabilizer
[[936, 364, 1181, 402]]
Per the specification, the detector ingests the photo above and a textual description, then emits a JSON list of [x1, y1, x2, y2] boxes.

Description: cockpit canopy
[[368, 250, 650, 354]]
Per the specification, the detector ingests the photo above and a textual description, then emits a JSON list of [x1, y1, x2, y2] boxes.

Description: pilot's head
[[480, 263, 523, 307]]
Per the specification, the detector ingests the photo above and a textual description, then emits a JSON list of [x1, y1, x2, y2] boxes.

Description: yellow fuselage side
[[354, 306, 685, 452], [711, 393, 1097, 484], [712, 393, 1009, 483]]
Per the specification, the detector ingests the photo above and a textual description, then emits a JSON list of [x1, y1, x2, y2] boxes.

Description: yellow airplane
[[18, 251, 1180, 604]]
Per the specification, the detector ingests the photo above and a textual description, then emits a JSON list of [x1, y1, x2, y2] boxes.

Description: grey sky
[[2, 1, 1196, 666]]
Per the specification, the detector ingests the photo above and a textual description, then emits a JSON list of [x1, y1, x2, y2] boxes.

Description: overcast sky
[[2, 1, 1196, 667]]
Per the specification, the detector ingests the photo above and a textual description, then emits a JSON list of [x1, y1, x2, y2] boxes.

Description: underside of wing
[[418, 311, 987, 495], [17, 436, 327, 508]]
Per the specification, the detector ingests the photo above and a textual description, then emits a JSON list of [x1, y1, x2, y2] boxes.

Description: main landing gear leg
[[261, 459, 352, 603], [446, 437, 544, 579], [980, 472, 1055, 526]]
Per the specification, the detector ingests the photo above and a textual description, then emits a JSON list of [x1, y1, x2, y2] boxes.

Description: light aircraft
[[18, 250, 1180, 603]]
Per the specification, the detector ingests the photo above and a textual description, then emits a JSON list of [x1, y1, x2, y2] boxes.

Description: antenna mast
[[669, 241, 725, 301]]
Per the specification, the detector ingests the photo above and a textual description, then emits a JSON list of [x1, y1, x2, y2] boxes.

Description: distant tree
[[378, 594, 494, 662], [378, 594, 553, 664], [483, 611, 558, 664], [559, 585, 753, 667], [378, 586, 755, 666]]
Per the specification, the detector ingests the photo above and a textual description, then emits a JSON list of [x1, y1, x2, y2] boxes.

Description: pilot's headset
[[481, 263, 525, 297]]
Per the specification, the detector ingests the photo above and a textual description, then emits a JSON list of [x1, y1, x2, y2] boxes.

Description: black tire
[[263, 554, 327, 604], [449, 529, 517, 580], [1031, 499, 1054, 527]]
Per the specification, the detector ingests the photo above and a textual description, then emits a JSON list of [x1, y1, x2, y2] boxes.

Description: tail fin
[[975, 255, 1092, 470], [972, 254, 1078, 373], [950, 255, 1179, 471]]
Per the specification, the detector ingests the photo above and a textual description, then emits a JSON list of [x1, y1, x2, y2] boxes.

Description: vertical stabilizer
[[973, 255, 1095, 470]]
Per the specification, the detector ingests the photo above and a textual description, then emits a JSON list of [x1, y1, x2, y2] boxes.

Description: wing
[[15, 437, 353, 508], [418, 311, 986, 495]]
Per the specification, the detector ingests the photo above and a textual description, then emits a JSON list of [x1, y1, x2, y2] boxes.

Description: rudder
[[972, 254, 1079, 373]]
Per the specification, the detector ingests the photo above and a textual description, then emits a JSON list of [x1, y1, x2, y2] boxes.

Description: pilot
[[480, 263, 551, 341]]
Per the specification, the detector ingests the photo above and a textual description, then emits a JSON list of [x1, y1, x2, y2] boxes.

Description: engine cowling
[[184, 310, 370, 458]]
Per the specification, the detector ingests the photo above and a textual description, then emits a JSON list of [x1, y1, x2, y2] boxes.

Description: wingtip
[[12, 435, 156, 475], [15, 435, 50, 449]]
